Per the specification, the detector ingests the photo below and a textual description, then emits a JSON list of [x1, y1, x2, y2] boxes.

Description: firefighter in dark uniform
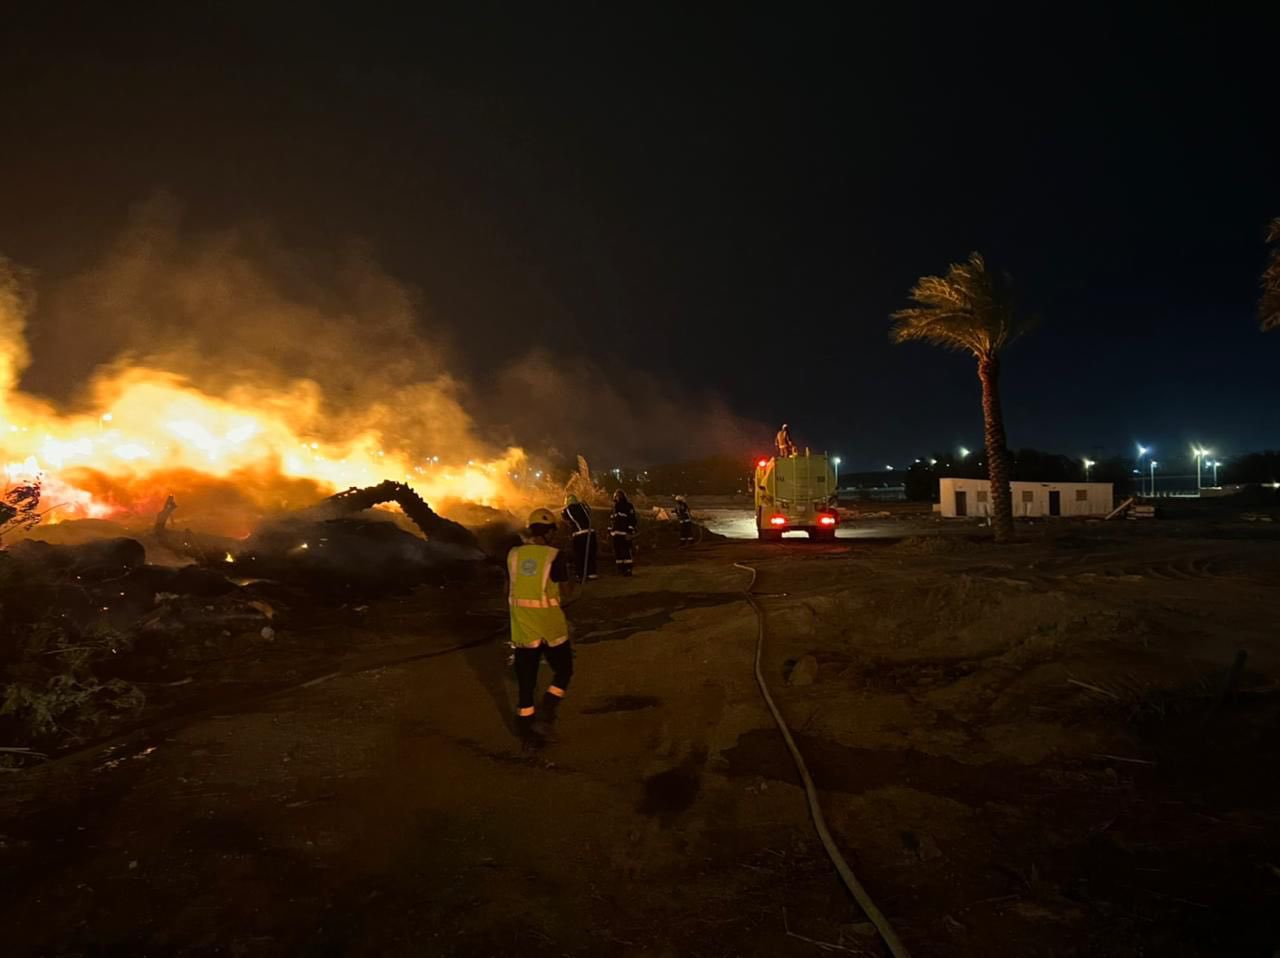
[[562, 494, 598, 581], [674, 495, 695, 547], [609, 488, 638, 575]]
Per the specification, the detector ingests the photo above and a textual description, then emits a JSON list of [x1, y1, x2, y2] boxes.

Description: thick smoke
[[26, 196, 485, 463], [0, 257, 34, 397], [4, 197, 763, 525], [480, 350, 758, 466]]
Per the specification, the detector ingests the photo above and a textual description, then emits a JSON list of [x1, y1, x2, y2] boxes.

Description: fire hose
[[734, 561, 912, 958]]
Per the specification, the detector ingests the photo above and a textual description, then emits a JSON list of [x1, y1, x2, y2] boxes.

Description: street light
[[958, 447, 970, 459], [1150, 460, 1158, 495], [833, 456, 841, 488], [1212, 459, 1221, 487], [1192, 447, 1212, 493], [1136, 444, 1150, 495], [1083, 458, 1095, 481]]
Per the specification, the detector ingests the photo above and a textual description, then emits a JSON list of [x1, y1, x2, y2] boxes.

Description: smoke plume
[[2, 197, 762, 532]]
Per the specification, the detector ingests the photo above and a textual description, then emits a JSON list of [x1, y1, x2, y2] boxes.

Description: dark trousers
[[611, 532, 633, 574], [513, 641, 574, 711], [571, 531, 598, 579], [679, 520, 695, 544]]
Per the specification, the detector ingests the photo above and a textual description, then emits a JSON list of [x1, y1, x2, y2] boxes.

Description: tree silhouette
[[891, 253, 1033, 543]]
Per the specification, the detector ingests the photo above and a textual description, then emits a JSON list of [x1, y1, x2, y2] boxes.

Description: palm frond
[[890, 252, 1029, 357], [1262, 217, 1280, 333]]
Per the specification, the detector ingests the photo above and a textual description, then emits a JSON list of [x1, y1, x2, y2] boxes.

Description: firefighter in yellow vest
[[507, 508, 575, 748]]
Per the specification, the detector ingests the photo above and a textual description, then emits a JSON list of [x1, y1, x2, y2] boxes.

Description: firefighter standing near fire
[[562, 494, 598, 581], [507, 508, 575, 749], [609, 488, 638, 575], [674, 495, 695, 547]]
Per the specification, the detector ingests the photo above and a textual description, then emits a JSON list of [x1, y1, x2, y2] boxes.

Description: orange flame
[[2, 360, 526, 532]]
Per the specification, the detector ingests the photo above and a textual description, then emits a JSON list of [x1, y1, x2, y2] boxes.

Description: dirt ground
[[3, 516, 1280, 956]]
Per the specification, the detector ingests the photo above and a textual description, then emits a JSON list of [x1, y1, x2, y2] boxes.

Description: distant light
[[1137, 444, 1148, 456], [756, 458, 769, 469], [885, 465, 894, 471], [1150, 461, 1158, 468], [101, 412, 113, 422], [958, 447, 970, 459], [535, 470, 543, 479], [224, 552, 235, 564], [1083, 459, 1095, 468], [929, 458, 938, 466], [913, 458, 921, 464], [833, 456, 842, 466]]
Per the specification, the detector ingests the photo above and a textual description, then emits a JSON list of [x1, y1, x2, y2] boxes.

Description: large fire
[[0, 227, 552, 538], [1, 359, 526, 535]]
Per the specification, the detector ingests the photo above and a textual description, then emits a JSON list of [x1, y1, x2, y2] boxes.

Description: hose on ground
[[734, 561, 912, 958]]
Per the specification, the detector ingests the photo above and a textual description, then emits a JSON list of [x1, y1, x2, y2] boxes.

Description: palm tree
[[891, 253, 1032, 543], [1261, 217, 1280, 333]]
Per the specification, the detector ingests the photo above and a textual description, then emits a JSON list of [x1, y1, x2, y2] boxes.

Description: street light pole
[[1083, 458, 1094, 481], [1136, 444, 1149, 496], [1150, 460, 1157, 496]]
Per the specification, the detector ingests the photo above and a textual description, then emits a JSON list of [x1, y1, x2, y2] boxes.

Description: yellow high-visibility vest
[[507, 544, 568, 648]]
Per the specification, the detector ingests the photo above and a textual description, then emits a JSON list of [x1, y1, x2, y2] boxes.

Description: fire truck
[[753, 452, 839, 541]]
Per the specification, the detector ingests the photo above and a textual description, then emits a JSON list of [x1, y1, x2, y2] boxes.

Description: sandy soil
[[3, 516, 1280, 956]]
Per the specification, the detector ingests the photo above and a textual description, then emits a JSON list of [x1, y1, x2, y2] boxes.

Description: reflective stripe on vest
[[511, 597, 561, 608]]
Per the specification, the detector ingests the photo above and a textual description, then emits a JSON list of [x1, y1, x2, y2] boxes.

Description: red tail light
[[769, 515, 787, 527], [818, 514, 837, 526]]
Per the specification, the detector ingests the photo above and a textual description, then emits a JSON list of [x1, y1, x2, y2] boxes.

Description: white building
[[938, 478, 1114, 518]]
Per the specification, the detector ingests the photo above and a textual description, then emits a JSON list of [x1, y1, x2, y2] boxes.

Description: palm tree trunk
[[977, 353, 1015, 542]]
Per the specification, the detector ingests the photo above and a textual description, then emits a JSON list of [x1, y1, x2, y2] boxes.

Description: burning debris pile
[[0, 478, 505, 760]]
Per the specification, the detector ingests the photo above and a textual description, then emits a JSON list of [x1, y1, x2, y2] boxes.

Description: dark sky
[[2, 4, 1277, 469]]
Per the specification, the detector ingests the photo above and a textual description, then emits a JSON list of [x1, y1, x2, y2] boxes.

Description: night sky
[[2, 5, 1277, 469]]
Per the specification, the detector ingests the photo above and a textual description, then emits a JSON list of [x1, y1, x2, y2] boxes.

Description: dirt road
[[4, 524, 1280, 956]]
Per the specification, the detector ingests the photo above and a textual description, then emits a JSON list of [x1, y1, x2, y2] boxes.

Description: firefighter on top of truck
[[507, 508, 575, 750], [776, 423, 797, 457], [609, 488, 638, 576], [562, 494, 598, 581]]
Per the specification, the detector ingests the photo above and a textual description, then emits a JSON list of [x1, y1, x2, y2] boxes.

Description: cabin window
[[1021, 490, 1034, 503], [1076, 489, 1089, 501], [976, 490, 989, 502]]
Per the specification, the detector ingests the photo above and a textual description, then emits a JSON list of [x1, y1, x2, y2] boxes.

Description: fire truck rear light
[[818, 514, 836, 526], [769, 515, 787, 527], [757, 458, 769, 469]]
